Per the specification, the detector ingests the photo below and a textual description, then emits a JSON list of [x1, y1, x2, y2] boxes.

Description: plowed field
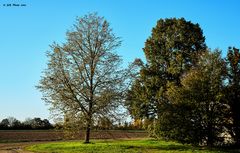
[[0, 130, 147, 142], [0, 130, 147, 153]]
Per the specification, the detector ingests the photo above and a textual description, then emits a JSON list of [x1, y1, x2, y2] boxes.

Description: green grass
[[26, 139, 238, 153]]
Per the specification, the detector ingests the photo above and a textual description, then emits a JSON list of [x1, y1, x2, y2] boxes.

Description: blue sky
[[0, 0, 239, 121]]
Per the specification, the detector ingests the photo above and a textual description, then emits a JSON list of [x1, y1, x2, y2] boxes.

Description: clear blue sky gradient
[[0, 0, 239, 121]]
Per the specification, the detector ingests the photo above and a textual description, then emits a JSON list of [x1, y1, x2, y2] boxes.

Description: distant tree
[[0, 118, 10, 129], [42, 119, 52, 129], [7, 117, 17, 127], [225, 47, 240, 146], [37, 13, 126, 143], [29, 118, 52, 129], [0, 117, 22, 129], [126, 18, 206, 123], [165, 50, 226, 146], [11, 119, 22, 129], [31, 118, 43, 129], [22, 118, 33, 129]]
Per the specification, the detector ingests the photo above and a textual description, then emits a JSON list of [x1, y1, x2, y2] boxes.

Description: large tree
[[165, 50, 226, 146], [37, 13, 125, 143], [126, 18, 206, 121], [225, 47, 240, 146]]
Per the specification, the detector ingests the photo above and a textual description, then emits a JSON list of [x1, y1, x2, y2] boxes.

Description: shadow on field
[[136, 144, 193, 151], [121, 143, 238, 153], [156, 144, 192, 150], [152, 145, 240, 153], [125, 145, 189, 150]]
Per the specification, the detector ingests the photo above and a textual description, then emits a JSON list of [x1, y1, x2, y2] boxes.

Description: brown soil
[[0, 130, 147, 142]]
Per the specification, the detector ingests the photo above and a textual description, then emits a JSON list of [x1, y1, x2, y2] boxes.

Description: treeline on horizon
[[0, 117, 143, 130], [0, 117, 53, 130]]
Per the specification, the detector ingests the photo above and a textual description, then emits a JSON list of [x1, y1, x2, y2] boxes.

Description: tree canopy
[[225, 47, 240, 146], [37, 13, 126, 143], [165, 50, 226, 146], [126, 18, 206, 121], [125, 18, 240, 147]]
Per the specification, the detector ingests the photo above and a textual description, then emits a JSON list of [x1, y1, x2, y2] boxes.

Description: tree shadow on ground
[[122, 143, 240, 153]]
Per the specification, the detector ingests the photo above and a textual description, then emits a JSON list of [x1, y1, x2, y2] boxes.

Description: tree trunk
[[233, 113, 240, 146], [207, 120, 214, 147], [207, 133, 214, 147], [207, 106, 214, 147], [84, 119, 91, 143]]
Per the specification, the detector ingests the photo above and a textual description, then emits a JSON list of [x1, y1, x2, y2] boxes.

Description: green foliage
[[26, 139, 231, 153], [143, 18, 206, 78], [125, 17, 240, 147], [225, 47, 240, 145], [126, 18, 206, 121], [161, 50, 227, 146]]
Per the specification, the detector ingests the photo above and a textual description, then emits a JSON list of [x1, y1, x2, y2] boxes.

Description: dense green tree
[[225, 47, 240, 146], [165, 50, 226, 146], [126, 18, 206, 122], [37, 13, 125, 143]]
